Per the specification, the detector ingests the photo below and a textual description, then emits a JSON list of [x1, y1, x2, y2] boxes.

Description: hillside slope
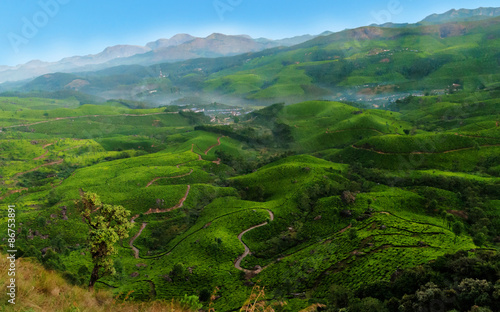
[[0, 254, 192, 312], [19, 16, 500, 104], [1, 90, 498, 310]]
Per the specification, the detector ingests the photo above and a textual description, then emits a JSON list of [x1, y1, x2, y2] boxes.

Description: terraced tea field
[[0, 93, 498, 311]]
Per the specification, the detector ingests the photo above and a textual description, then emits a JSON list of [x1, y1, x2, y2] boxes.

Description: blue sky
[[1, 0, 499, 66]]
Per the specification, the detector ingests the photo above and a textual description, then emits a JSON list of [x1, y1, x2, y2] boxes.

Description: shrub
[[180, 294, 202, 310]]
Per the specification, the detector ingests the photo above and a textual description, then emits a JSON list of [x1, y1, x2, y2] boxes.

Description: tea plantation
[[0, 90, 498, 311]]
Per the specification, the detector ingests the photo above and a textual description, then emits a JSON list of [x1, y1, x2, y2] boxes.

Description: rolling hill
[[15, 13, 500, 106], [0, 87, 498, 311]]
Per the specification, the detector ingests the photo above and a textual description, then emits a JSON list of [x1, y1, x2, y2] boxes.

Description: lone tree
[[76, 191, 133, 290]]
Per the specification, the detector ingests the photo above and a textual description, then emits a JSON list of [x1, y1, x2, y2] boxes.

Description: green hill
[[13, 16, 499, 106], [1, 89, 499, 311]]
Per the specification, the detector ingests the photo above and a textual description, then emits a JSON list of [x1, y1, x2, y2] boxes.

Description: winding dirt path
[[1, 143, 62, 198], [234, 210, 274, 273], [0, 188, 28, 201], [129, 185, 191, 256], [351, 143, 500, 155], [130, 185, 191, 223], [13, 159, 63, 178], [204, 136, 224, 155], [130, 222, 148, 259], [146, 185, 191, 214], [188, 144, 203, 160], [455, 133, 500, 140], [145, 169, 194, 188], [33, 150, 49, 160], [190, 144, 203, 160], [212, 158, 221, 165], [129, 136, 223, 256], [33, 143, 54, 160], [338, 224, 352, 234], [6, 112, 177, 129]]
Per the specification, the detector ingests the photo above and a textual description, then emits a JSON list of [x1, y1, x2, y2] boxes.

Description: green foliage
[[76, 192, 133, 288], [23, 245, 42, 260], [349, 297, 388, 312], [452, 221, 464, 242], [354, 251, 500, 312], [180, 294, 203, 310], [42, 248, 66, 271], [2, 89, 500, 311], [347, 228, 358, 241], [178, 110, 211, 125]]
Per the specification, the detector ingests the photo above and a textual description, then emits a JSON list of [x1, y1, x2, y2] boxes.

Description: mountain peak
[[101, 45, 151, 55], [145, 34, 196, 50], [421, 7, 500, 23], [206, 33, 229, 39]]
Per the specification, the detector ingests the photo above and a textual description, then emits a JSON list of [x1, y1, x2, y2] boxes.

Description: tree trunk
[[88, 265, 100, 290]]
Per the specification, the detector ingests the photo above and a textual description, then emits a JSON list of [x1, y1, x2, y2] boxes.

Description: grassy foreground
[[0, 255, 192, 312]]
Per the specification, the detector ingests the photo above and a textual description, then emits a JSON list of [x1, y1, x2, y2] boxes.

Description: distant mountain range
[[372, 7, 500, 28], [16, 12, 500, 107], [0, 33, 325, 84], [2, 6, 500, 91], [109, 33, 308, 66], [422, 7, 500, 23]]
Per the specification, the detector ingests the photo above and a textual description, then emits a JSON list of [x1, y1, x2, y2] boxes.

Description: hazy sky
[[1, 0, 499, 66]]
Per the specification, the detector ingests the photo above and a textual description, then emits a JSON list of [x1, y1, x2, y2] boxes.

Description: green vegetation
[[1, 89, 498, 311], [19, 17, 500, 105], [1, 13, 500, 312], [77, 192, 133, 289]]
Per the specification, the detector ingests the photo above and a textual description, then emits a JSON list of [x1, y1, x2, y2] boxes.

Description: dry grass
[[239, 285, 285, 312], [0, 255, 191, 312], [0, 255, 325, 311], [239, 285, 325, 312]]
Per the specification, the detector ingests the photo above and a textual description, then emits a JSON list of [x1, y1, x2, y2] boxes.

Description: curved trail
[[145, 169, 194, 188], [140, 176, 304, 260], [139, 208, 273, 260], [234, 210, 274, 273], [130, 184, 191, 222], [204, 136, 224, 155], [338, 224, 352, 234], [6, 112, 177, 129], [212, 158, 221, 165], [33, 143, 54, 160], [0, 188, 28, 201], [351, 143, 500, 155], [33, 150, 49, 160], [190, 144, 203, 160], [130, 185, 190, 223], [145, 185, 191, 215], [130, 223, 148, 259], [13, 159, 63, 178], [1, 143, 62, 200], [129, 185, 191, 256], [129, 136, 223, 256]]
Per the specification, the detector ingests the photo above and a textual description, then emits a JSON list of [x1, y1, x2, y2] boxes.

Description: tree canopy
[[76, 191, 133, 289]]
